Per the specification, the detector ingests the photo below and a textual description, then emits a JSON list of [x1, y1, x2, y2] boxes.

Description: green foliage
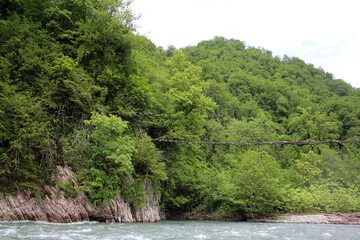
[[61, 125, 92, 169], [0, 82, 54, 190], [132, 136, 167, 187], [122, 178, 148, 208], [1, 1, 359, 218], [57, 179, 78, 199], [218, 150, 283, 217], [85, 112, 134, 174], [282, 182, 360, 213], [76, 112, 134, 203], [150, 50, 216, 138], [51, 54, 99, 122], [290, 151, 322, 187], [77, 167, 120, 204]]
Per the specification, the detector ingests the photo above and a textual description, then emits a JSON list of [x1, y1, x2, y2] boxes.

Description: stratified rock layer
[[0, 166, 162, 223]]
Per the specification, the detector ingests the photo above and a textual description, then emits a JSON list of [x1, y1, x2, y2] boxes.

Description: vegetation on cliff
[[1, 0, 359, 219]]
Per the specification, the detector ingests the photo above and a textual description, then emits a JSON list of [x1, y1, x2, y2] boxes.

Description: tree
[[78, 112, 135, 203], [290, 151, 322, 187], [218, 150, 283, 218], [150, 50, 216, 138], [132, 135, 167, 189], [0, 83, 53, 192]]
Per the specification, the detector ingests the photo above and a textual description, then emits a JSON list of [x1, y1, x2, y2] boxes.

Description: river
[[0, 220, 359, 239]]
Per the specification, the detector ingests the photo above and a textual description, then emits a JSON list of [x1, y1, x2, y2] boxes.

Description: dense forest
[[1, 0, 359, 219]]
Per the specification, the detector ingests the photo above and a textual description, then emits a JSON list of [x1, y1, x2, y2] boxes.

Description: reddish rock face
[[0, 166, 162, 223]]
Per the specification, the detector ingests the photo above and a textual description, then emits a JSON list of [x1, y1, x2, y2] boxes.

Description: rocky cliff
[[0, 166, 163, 223]]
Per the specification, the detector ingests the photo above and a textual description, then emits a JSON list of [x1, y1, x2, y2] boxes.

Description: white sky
[[131, 0, 360, 88]]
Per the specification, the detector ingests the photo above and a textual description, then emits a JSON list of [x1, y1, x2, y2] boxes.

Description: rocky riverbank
[[249, 213, 360, 225], [170, 212, 360, 225], [0, 166, 162, 223]]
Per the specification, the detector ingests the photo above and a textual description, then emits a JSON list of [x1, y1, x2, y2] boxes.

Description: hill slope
[[0, 0, 359, 220]]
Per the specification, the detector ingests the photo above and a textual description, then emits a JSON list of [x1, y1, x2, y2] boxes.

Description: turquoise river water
[[0, 220, 359, 239]]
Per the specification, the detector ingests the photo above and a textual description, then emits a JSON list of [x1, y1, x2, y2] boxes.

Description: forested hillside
[[1, 0, 359, 219]]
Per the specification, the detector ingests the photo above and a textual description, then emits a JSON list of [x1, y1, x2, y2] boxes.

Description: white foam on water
[[267, 226, 281, 230], [194, 234, 208, 239], [123, 234, 147, 240], [78, 228, 92, 232], [225, 230, 244, 237], [34, 233, 53, 239], [69, 221, 99, 225], [36, 221, 99, 226], [60, 236, 72, 240], [322, 232, 333, 237], [0, 220, 31, 224], [4, 228, 17, 235], [256, 231, 270, 237], [253, 231, 277, 238], [65, 228, 93, 233], [2, 220, 360, 239]]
